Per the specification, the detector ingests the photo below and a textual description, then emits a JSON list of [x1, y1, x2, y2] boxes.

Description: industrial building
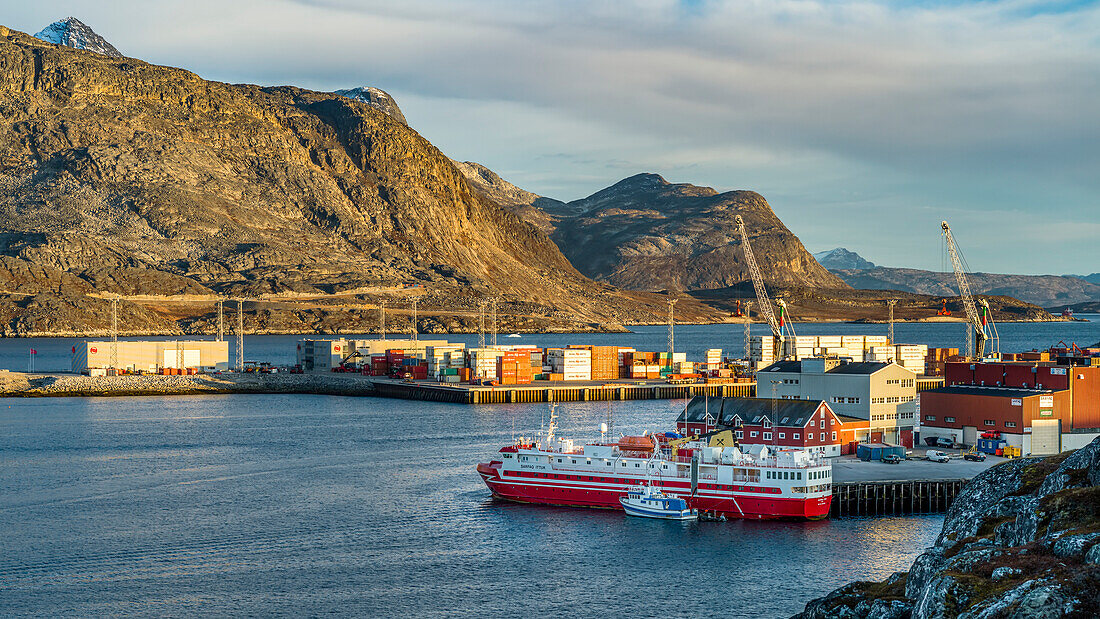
[[72, 340, 229, 373], [676, 396, 869, 457], [919, 361, 1100, 455], [756, 358, 918, 446]]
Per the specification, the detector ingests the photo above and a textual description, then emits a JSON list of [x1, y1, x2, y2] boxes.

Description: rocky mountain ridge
[[0, 25, 709, 336], [797, 439, 1100, 618], [546, 173, 848, 292]]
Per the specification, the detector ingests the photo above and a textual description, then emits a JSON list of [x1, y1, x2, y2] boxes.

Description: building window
[[763, 432, 772, 440], [984, 420, 995, 426], [735, 430, 743, 439], [750, 431, 758, 438], [820, 420, 826, 428], [793, 433, 800, 440], [820, 433, 825, 441], [831, 432, 837, 441], [925, 415, 935, 422], [945, 416, 956, 423], [1006, 421, 1017, 428], [778, 432, 785, 439]]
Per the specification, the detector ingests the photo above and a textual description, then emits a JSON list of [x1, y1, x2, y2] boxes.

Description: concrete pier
[[369, 378, 755, 405]]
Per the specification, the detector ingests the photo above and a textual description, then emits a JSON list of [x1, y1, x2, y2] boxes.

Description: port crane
[[941, 220, 999, 360], [735, 215, 797, 361]]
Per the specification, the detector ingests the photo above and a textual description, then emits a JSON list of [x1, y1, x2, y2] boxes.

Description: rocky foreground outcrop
[[796, 439, 1100, 618]]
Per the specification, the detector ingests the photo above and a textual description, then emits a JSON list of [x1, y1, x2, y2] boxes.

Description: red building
[[923, 361, 1100, 454], [676, 396, 868, 457]]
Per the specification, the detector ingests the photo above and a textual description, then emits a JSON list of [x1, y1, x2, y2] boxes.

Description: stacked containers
[[583, 345, 619, 381], [496, 349, 534, 385], [548, 348, 591, 381], [895, 344, 927, 374], [468, 348, 505, 379]]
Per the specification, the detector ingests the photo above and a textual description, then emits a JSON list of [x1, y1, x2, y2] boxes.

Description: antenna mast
[[887, 299, 896, 345], [411, 297, 418, 343], [379, 301, 387, 340], [217, 298, 224, 342], [478, 300, 486, 349], [491, 297, 498, 347], [236, 299, 244, 371]]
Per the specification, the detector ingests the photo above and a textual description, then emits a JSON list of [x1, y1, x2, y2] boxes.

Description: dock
[[368, 378, 756, 404], [830, 479, 965, 517]]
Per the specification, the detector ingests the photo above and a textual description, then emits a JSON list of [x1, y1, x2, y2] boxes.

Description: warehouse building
[[920, 361, 1100, 455], [756, 358, 917, 446], [72, 340, 229, 373]]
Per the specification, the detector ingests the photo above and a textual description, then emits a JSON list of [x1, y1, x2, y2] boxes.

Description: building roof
[[837, 414, 869, 425], [678, 396, 826, 428], [928, 385, 1058, 398], [826, 361, 892, 375], [758, 360, 894, 375], [760, 361, 803, 373]]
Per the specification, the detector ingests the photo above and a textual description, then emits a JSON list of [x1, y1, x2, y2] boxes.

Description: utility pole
[[236, 299, 244, 371], [491, 297, 499, 347], [110, 295, 119, 370], [478, 301, 487, 349], [379, 301, 386, 340], [744, 301, 753, 365], [217, 298, 224, 342], [887, 299, 897, 345], [411, 298, 418, 343], [667, 296, 677, 354]]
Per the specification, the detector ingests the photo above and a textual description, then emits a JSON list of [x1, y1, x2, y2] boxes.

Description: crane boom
[[736, 215, 788, 359], [941, 220, 988, 359]]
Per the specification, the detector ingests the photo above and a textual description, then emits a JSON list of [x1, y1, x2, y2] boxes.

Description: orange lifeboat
[[618, 436, 656, 452]]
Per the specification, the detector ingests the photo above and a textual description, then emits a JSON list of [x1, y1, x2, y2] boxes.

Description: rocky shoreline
[[0, 372, 377, 398], [795, 438, 1100, 618]]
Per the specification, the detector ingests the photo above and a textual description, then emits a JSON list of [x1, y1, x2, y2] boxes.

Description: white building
[[757, 357, 918, 445]]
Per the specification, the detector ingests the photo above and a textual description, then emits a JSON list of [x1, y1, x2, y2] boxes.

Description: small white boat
[[506, 333, 521, 338], [620, 485, 697, 520]]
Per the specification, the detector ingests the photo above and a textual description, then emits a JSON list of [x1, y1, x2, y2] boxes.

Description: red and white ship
[[477, 407, 833, 520]]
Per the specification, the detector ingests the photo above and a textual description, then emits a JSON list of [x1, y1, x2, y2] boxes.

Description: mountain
[[546, 173, 847, 292], [33, 17, 121, 57], [334, 87, 407, 125], [451, 160, 573, 235], [832, 267, 1100, 309], [0, 25, 702, 335], [813, 247, 875, 270], [1068, 273, 1100, 285]]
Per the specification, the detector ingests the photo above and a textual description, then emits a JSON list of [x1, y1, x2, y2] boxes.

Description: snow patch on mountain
[[34, 17, 122, 57], [334, 87, 407, 125]]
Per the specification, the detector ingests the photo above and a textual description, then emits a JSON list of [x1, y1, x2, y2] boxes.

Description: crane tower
[[941, 221, 999, 360], [735, 216, 796, 360]]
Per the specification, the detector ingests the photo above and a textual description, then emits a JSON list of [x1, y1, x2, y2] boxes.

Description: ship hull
[[477, 463, 831, 521]]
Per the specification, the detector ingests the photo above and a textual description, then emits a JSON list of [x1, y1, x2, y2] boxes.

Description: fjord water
[[4, 320, 1099, 616], [2, 394, 939, 617]]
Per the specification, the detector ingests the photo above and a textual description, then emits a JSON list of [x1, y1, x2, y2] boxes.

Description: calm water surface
[[8, 320, 1093, 615], [1, 395, 942, 617]]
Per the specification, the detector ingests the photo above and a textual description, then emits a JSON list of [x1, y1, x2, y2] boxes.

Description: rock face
[[832, 267, 1100, 309], [33, 17, 121, 57], [334, 87, 407, 125], [815, 248, 875, 271], [548, 173, 847, 292], [0, 26, 688, 335], [796, 438, 1100, 618], [451, 160, 571, 235]]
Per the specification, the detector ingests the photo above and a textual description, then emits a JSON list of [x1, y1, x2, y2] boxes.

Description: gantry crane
[[941, 221, 999, 360], [735, 215, 797, 360]]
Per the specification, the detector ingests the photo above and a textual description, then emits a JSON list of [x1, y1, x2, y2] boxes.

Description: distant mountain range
[[809, 249, 1100, 309]]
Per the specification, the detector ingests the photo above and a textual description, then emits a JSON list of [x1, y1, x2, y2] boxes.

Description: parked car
[[927, 450, 950, 463], [882, 454, 903, 464], [936, 437, 956, 449], [964, 452, 987, 462]]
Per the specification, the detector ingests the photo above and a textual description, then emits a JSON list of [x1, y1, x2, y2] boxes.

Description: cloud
[[9, 0, 1100, 274]]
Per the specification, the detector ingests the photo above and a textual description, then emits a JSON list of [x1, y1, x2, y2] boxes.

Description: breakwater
[[0, 372, 377, 398]]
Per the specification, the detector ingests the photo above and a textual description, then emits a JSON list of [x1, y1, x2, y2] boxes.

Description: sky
[[7, 0, 1100, 275]]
